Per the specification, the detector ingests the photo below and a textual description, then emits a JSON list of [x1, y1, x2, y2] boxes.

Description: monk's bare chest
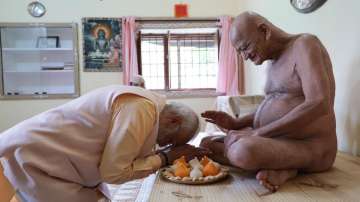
[[265, 50, 302, 95]]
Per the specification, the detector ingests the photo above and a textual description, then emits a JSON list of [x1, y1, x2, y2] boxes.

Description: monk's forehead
[[231, 12, 263, 42], [230, 23, 254, 44]]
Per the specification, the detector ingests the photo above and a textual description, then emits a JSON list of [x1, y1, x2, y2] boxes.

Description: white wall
[[0, 0, 240, 131], [236, 0, 360, 155]]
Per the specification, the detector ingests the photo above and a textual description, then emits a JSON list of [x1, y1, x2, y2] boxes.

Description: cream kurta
[[0, 85, 166, 202]]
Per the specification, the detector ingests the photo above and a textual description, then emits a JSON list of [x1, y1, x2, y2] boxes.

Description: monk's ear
[[258, 23, 271, 41]]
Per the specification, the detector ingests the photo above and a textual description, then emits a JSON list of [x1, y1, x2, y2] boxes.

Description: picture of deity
[[82, 18, 122, 72]]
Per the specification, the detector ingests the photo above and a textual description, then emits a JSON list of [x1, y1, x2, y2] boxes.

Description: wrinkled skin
[[201, 11, 337, 192]]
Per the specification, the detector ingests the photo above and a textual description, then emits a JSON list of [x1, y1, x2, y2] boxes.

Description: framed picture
[[82, 17, 122, 72], [36, 36, 60, 48]]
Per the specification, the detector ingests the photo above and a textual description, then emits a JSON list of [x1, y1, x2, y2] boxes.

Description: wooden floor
[[149, 152, 360, 202]]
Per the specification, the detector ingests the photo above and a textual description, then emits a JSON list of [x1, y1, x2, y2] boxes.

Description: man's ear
[[258, 23, 271, 41], [169, 115, 182, 125]]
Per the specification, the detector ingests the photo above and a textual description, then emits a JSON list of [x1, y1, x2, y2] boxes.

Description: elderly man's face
[[158, 127, 191, 147], [230, 25, 268, 65], [157, 116, 181, 147], [157, 116, 193, 147]]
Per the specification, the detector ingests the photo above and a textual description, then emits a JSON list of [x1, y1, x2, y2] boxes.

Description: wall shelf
[[0, 23, 80, 99], [4, 70, 74, 73], [3, 48, 73, 52]]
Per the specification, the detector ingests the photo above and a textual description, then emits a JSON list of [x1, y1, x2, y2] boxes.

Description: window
[[139, 34, 166, 89], [137, 20, 219, 92]]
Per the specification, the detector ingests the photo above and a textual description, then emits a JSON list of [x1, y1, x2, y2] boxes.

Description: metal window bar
[[169, 33, 218, 90], [138, 32, 218, 90], [139, 34, 166, 90]]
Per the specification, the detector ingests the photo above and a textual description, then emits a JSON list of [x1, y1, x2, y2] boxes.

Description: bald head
[[230, 11, 279, 65], [230, 11, 269, 47]]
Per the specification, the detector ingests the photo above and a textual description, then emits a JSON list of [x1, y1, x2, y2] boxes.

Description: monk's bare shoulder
[[294, 34, 322, 55], [293, 34, 322, 51], [292, 34, 324, 68]]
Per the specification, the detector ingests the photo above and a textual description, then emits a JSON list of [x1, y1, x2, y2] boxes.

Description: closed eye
[[240, 43, 250, 51], [244, 43, 250, 51]]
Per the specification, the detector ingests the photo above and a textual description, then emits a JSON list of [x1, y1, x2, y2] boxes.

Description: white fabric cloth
[[0, 85, 166, 202]]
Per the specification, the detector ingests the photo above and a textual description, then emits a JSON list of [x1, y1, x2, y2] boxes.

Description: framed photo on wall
[[82, 17, 122, 72]]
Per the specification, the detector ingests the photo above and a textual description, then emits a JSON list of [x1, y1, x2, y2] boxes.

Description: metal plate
[[27, 1, 46, 18], [290, 0, 327, 14]]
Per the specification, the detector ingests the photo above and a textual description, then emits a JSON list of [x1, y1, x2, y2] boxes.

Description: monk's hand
[[165, 144, 212, 164], [224, 128, 254, 153], [200, 135, 225, 150], [200, 135, 226, 159], [201, 111, 237, 130]]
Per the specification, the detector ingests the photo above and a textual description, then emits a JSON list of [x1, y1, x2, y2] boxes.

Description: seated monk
[[0, 85, 209, 202], [200, 11, 336, 192]]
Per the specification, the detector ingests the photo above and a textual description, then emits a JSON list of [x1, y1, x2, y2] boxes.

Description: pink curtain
[[217, 16, 244, 95], [122, 17, 138, 85]]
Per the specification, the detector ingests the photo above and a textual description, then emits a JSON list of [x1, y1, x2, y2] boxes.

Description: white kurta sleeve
[[99, 95, 162, 184]]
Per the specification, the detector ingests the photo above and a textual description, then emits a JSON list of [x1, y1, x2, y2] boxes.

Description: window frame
[[136, 19, 220, 94]]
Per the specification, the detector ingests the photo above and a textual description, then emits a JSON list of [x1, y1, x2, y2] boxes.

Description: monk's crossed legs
[[201, 135, 332, 192]]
